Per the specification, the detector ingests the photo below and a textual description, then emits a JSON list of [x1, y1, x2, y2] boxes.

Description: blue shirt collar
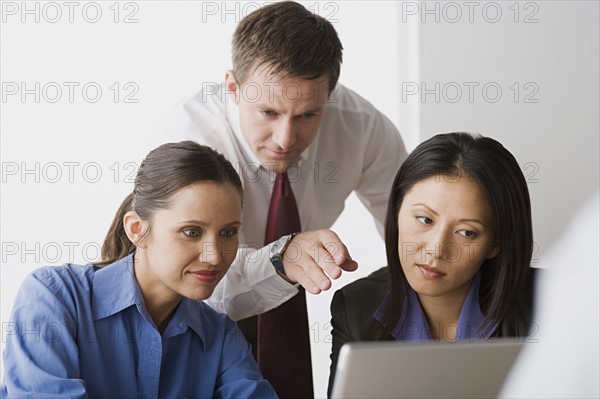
[[91, 254, 206, 344], [374, 270, 492, 341], [162, 299, 207, 345], [455, 269, 491, 339], [91, 254, 140, 320]]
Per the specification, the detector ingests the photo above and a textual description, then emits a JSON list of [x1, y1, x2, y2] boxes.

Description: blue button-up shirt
[[374, 271, 495, 341], [1, 255, 276, 398]]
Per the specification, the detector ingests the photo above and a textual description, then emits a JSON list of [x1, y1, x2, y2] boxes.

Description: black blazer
[[327, 266, 537, 397]]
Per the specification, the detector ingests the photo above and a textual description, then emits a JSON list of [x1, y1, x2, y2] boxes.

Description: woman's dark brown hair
[[96, 141, 243, 266]]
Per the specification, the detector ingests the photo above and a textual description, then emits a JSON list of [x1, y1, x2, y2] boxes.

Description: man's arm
[[204, 244, 297, 320], [279, 229, 358, 293], [205, 231, 358, 320]]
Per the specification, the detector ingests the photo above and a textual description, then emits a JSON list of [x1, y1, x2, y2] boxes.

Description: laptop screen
[[331, 339, 523, 398]]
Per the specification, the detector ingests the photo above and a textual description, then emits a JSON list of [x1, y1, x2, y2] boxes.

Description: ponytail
[[94, 192, 136, 266]]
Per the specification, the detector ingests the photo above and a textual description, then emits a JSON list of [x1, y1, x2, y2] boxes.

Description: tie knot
[[276, 172, 288, 181], [265, 170, 301, 243], [275, 172, 291, 197]]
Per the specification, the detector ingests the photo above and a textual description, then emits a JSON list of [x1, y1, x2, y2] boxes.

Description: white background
[[1, 1, 598, 397]]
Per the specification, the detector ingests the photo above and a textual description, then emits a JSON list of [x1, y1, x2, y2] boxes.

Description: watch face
[[271, 233, 297, 258], [270, 234, 293, 275], [271, 236, 286, 255]]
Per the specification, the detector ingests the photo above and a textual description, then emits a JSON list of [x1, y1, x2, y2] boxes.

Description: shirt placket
[[137, 319, 163, 398]]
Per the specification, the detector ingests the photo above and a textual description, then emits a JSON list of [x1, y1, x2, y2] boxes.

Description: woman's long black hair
[[381, 133, 533, 336]]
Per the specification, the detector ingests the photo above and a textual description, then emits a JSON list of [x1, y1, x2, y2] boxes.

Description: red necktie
[[258, 172, 314, 399]]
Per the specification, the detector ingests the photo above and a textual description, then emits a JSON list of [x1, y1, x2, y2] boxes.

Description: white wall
[[414, 0, 600, 256], [1, 2, 598, 398]]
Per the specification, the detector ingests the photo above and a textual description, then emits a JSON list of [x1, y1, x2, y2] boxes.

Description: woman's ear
[[225, 70, 239, 103], [486, 243, 500, 259], [123, 210, 147, 249]]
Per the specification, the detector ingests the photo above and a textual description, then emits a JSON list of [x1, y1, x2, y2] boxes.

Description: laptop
[[330, 339, 523, 398]]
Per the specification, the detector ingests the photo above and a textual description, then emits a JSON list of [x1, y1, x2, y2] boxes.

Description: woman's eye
[[183, 229, 201, 238], [416, 216, 433, 225], [458, 230, 477, 238], [220, 229, 238, 238]]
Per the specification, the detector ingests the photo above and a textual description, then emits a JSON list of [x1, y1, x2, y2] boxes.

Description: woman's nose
[[198, 241, 223, 265], [423, 227, 456, 261]]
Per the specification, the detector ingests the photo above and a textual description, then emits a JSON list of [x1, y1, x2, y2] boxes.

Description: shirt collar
[[91, 253, 141, 320], [225, 87, 311, 170], [455, 270, 491, 339], [373, 270, 491, 341], [92, 254, 207, 344], [161, 299, 207, 347], [226, 91, 262, 166]]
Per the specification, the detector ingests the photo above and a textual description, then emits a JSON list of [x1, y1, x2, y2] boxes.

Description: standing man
[[159, 2, 407, 397]]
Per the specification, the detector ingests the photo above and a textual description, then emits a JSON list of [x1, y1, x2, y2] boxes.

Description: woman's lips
[[188, 270, 219, 283], [417, 264, 446, 279]]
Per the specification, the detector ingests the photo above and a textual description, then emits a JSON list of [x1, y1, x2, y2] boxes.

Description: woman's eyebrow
[[177, 220, 242, 226], [457, 218, 485, 226], [411, 203, 438, 215], [412, 204, 486, 226]]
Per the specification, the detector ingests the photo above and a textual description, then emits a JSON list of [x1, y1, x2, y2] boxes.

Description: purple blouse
[[374, 271, 496, 341]]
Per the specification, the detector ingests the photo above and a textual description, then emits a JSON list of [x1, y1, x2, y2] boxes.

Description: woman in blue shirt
[[328, 132, 536, 396], [1, 141, 277, 398]]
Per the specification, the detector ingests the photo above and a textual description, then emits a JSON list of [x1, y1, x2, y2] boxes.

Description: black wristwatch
[[269, 232, 298, 275]]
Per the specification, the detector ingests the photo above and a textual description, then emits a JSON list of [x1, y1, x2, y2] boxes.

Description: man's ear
[[225, 70, 239, 103], [123, 210, 148, 249]]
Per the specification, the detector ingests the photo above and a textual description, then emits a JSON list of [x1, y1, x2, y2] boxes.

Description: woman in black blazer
[[328, 133, 536, 396]]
